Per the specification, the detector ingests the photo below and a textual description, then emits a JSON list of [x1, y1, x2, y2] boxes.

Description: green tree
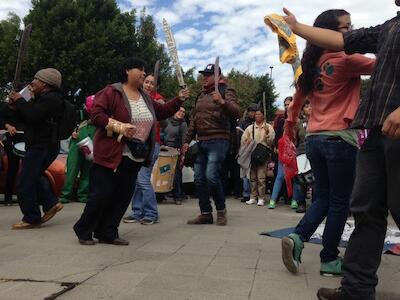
[[225, 70, 278, 120], [255, 74, 279, 121], [0, 0, 171, 104], [0, 13, 21, 91], [158, 67, 201, 112], [23, 0, 139, 96]]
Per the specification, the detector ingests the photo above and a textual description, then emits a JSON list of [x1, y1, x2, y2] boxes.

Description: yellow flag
[[264, 14, 303, 82]]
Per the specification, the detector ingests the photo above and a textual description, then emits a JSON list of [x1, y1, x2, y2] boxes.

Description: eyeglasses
[[338, 24, 354, 31]]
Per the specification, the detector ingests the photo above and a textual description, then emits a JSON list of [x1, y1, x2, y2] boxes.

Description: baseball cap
[[198, 64, 222, 75]]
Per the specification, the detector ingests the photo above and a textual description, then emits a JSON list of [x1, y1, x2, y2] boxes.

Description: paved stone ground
[[0, 197, 399, 300]]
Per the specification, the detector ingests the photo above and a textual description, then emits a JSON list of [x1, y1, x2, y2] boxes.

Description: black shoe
[[79, 239, 96, 245], [99, 237, 129, 246], [296, 203, 306, 213], [317, 287, 353, 300], [156, 193, 165, 203], [241, 196, 250, 203]]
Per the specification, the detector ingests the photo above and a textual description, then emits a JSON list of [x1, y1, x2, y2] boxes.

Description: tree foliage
[[226, 70, 278, 120], [0, 13, 21, 90], [0, 0, 170, 104], [23, 0, 140, 95]]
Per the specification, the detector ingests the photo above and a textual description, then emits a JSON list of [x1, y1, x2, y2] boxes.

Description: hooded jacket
[[91, 83, 182, 169]]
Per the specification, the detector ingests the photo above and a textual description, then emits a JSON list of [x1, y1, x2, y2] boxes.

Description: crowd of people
[[1, 2, 400, 299]]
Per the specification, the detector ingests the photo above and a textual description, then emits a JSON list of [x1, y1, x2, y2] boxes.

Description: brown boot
[[187, 213, 213, 224], [216, 210, 227, 226]]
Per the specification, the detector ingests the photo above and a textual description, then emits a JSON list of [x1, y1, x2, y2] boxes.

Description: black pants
[[341, 128, 400, 299], [222, 152, 242, 197], [3, 138, 22, 203], [18, 146, 60, 224], [73, 157, 141, 241]]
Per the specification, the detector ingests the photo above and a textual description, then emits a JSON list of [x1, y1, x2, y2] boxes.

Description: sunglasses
[[338, 24, 354, 31]]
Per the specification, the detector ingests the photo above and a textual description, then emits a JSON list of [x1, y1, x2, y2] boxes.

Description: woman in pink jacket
[[281, 9, 375, 277]]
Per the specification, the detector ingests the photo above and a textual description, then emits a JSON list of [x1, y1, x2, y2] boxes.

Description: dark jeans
[[3, 137, 22, 203], [17, 146, 60, 224], [294, 135, 357, 262], [73, 157, 141, 241], [222, 151, 242, 196], [173, 161, 184, 199], [341, 128, 400, 300], [194, 139, 229, 213]]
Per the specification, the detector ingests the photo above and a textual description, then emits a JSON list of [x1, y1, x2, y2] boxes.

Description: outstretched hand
[[282, 8, 298, 31], [179, 88, 190, 101]]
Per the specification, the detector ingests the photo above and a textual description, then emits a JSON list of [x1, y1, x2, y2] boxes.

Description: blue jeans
[[293, 182, 306, 204], [17, 146, 60, 224], [294, 135, 357, 262], [194, 139, 229, 213], [130, 143, 160, 221], [242, 176, 250, 198], [270, 161, 285, 201]]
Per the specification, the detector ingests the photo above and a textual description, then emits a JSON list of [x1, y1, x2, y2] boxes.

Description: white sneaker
[[257, 199, 265, 206], [246, 198, 257, 205]]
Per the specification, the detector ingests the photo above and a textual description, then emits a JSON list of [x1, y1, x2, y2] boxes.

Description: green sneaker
[[290, 200, 299, 209], [320, 258, 343, 277], [59, 198, 70, 204], [268, 200, 276, 209], [281, 233, 304, 274]]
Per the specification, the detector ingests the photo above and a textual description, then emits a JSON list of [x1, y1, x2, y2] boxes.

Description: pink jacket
[[288, 51, 375, 132]]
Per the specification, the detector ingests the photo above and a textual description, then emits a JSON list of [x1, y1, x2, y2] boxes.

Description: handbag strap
[[252, 123, 255, 140]]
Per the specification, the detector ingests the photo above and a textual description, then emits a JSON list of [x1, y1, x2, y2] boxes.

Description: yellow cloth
[[264, 14, 303, 82]]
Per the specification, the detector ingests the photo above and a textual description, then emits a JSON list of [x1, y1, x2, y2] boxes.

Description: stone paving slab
[[0, 198, 399, 300]]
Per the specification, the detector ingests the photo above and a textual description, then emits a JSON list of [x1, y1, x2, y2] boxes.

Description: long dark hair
[[297, 9, 350, 95]]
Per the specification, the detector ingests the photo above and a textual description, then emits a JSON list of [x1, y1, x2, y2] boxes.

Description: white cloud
[[174, 27, 201, 45], [146, 0, 397, 106], [2, 0, 398, 107], [0, 0, 30, 24]]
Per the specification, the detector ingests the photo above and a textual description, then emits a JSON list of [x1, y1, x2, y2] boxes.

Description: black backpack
[[57, 99, 77, 140]]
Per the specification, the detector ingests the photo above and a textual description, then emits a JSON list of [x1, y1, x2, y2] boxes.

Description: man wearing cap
[[8, 68, 64, 229], [182, 63, 240, 225], [238, 103, 258, 202]]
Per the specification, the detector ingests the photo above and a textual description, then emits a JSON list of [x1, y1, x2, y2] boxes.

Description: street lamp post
[[269, 66, 274, 78]]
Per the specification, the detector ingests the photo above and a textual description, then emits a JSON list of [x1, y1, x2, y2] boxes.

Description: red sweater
[[150, 91, 164, 144], [91, 83, 182, 169]]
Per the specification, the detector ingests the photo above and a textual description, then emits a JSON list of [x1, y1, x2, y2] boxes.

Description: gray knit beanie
[[34, 68, 62, 88]]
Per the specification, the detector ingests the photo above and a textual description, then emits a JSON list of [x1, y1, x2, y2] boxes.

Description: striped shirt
[[122, 95, 154, 162], [344, 14, 400, 128], [129, 95, 154, 142]]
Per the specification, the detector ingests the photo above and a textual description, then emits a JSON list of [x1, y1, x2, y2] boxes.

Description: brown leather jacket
[[184, 83, 240, 143]]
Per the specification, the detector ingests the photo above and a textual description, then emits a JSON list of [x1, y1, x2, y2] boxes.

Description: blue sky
[[1, 1, 398, 106]]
